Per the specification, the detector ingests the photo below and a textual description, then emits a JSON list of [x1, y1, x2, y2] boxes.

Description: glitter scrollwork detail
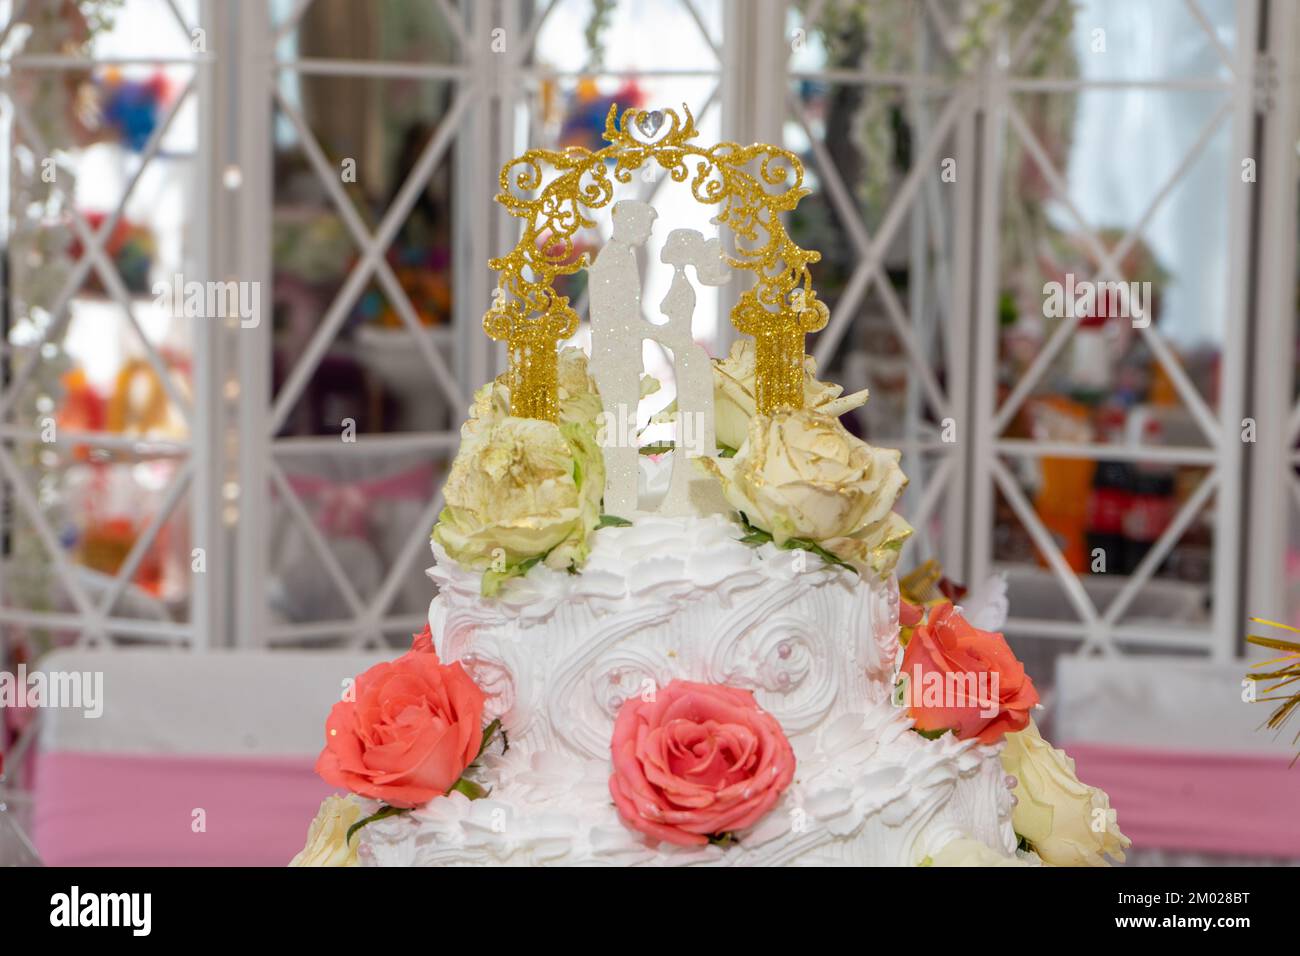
[[483, 104, 828, 421]]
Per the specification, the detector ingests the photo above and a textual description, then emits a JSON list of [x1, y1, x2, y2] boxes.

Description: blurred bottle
[[1121, 419, 1178, 576], [1086, 462, 1133, 575], [1031, 398, 1093, 572], [1123, 469, 1175, 575]]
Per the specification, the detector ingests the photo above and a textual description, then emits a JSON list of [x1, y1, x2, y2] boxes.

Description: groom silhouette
[[589, 200, 656, 515]]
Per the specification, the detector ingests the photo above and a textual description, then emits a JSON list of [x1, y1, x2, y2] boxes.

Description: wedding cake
[[293, 107, 1128, 868]]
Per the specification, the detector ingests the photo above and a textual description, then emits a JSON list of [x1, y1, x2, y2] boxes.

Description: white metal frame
[[1, 0, 1291, 666], [234, 0, 477, 648], [777, 0, 1263, 661], [1247, 0, 1300, 635], [229, 0, 729, 648], [775, 0, 973, 572], [0, 0, 220, 649], [968, 0, 1256, 660]]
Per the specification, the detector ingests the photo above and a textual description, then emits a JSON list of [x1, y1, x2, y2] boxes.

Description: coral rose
[[411, 624, 435, 655], [609, 680, 796, 847], [316, 652, 485, 808], [901, 602, 1038, 744]]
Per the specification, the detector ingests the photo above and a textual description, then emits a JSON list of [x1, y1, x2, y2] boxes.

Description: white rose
[[462, 347, 603, 446], [1001, 720, 1130, 867], [712, 339, 869, 452], [696, 407, 911, 575], [289, 795, 365, 867], [432, 416, 604, 592], [928, 837, 1038, 867]]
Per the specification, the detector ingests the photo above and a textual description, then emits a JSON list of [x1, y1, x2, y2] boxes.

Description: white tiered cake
[[293, 106, 1127, 869], [357, 511, 1017, 866]]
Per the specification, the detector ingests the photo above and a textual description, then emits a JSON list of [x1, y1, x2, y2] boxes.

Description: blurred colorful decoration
[[357, 248, 453, 329], [67, 211, 157, 295], [105, 353, 188, 438], [272, 212, 354, 286], [368, 267, 451, 328], [78, 516, 164, 594], [55, 368, 107, 463], [94, 68, 170, 152], [558, 77, 644, 151], [56, 368, 107, 434]]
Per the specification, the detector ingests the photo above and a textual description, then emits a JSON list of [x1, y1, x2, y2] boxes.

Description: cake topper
[[483, 104, 828, 424], [587, 200, 729, 515]]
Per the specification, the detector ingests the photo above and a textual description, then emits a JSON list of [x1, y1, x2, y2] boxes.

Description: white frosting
[[358, 699, 1016, 867], [352, 511, 1019, 866]]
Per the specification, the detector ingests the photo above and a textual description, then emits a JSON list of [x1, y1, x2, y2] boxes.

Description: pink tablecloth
[[1065, 742, 1300, 859], [33, 751, 336, 866]]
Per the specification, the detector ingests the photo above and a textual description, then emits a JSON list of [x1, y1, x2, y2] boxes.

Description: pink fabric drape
[[34, 751, 336, 866], [33, 743, 1299, 864], [1064, 743, 1300, 858], [285, 463, 435, 537]]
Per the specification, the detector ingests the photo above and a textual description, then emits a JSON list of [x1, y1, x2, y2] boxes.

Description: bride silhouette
[[650, 229, 730, 514]]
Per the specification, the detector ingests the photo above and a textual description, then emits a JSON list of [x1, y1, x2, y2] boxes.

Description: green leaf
[[913, 727, 950, 741], [734, 514, 857, 575], [736, 512, 772, 544], [476, 718, 504, 760], [597, 514, 633, 528], [717, 444, 738, 458], [346, 804, 408, 845], [707, 831, 738, 848], [481, 552, 547, 597], [785, 537, 858, 574], [451, 777, 489, 800], [638, 442, 676, 456]]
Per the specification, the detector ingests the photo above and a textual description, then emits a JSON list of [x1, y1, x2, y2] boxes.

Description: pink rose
[[315, 651, 485, 808], [609, 680, 796, 847]]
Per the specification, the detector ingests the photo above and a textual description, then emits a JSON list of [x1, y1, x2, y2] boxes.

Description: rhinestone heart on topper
[[632, 109, 667, 143]]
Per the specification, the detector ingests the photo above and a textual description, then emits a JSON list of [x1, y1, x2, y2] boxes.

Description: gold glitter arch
[[484, 104, 829, 422]]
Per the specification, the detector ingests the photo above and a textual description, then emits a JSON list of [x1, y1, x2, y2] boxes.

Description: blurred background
[[0, 0, 1298, 866]]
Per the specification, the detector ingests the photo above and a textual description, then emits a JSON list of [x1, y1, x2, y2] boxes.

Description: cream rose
[[696, 407, 911, 575], [1001, 720, 1130, 867], [712, 339, 869, 452], [432, 415, 604, 592], [462, 347, 603, 445], [928, 837, 1038, 867], [289, 794, 364, 867]]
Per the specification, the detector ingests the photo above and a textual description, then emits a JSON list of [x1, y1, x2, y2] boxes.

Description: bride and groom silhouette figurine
[[588, 200, 729, 516]]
